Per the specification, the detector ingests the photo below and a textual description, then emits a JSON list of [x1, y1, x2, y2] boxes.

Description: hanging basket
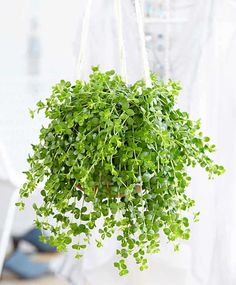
[[75, 183, 142, 198]]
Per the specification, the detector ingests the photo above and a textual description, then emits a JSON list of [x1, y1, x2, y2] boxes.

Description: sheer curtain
[[172, 0, 236, 284]]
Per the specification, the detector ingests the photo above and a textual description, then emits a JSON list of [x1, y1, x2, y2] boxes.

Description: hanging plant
[[18, 67, 224, 275]]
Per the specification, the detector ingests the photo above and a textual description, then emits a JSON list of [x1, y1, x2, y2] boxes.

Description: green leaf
[[78, 224, 87, 234], [204, 136, 210, 142], [125, 109, 135, 116], [64, 237, 72, 244]]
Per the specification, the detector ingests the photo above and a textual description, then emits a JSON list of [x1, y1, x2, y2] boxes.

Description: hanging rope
[[164, 0, 170, 81], [115, 0, 127, 81], [76, 0, 92, 79], [76, 0, 151, 85], [134, 0, 152, 87]]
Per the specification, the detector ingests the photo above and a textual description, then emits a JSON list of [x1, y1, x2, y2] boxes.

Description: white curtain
[[172, 0, 236, 284]]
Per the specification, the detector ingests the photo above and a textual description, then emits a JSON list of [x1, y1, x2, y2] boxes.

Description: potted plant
[[18, 67, 224, 275]]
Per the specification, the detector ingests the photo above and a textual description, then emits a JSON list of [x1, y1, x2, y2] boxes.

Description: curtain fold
[[172, 0, 236, 284]]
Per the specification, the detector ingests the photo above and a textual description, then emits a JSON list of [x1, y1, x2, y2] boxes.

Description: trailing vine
[[18, 67, 224, 275]]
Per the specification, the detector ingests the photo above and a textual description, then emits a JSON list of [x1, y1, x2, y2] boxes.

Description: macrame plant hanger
[[76, 0, 151, 87]]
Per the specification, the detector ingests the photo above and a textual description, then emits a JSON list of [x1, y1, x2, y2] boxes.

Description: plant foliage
[[18, 67, 224, 275]]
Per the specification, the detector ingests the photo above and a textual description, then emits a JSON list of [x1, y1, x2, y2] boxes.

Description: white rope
[[76, 0, 151, 85], [134, 0, 152, 87], [164, 0, 171, 81], [115, 0, 127, 81], [76, 0, 92, 79]]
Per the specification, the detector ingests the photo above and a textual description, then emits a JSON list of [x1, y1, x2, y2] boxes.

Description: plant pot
[[75, 183, 142, 198]]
